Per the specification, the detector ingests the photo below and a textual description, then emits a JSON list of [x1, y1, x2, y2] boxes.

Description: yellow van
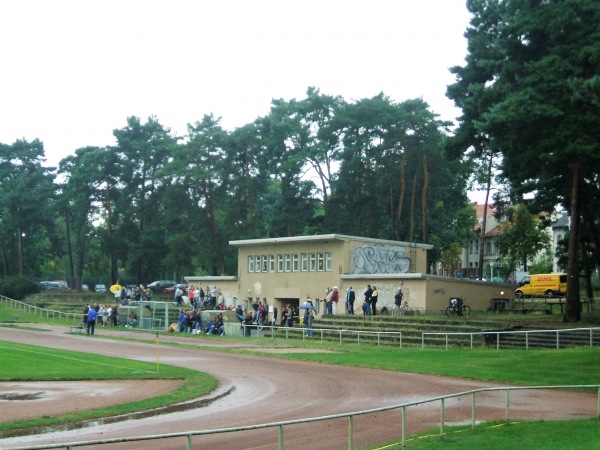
[[514, 273, 567, 298]]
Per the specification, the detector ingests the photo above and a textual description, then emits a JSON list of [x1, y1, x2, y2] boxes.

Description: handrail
[[0, 296, 82, 322], [8, 384, 600, 450], [241, 323, 403, 347], [422, 327, 599, 350]]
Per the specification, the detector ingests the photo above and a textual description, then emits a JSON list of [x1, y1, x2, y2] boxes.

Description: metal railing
[[422, 327, 600, 350], [0, 295, 82, 322], [9, 384, 599, 450], [240, 323, 404, 347]]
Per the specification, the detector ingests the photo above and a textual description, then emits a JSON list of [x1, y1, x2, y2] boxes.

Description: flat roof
[[229, 234, 433, 249]]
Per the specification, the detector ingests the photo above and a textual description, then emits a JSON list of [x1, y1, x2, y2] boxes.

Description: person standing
[[331, 286, 339, 315], [325, 288, 333, 315], [286, 304, 294, 327], [198, 287, 205, 306], [86, 307, 98, 335], [174, 286, 183, 306], [371, 285, 379, 315], [304, 308, 314, 337], [363, 285, 373, 316], [189, 286, 196, 309], [346, 287, 355, 314], [394, 288, 403, 315], [271, 307, 278, 328]]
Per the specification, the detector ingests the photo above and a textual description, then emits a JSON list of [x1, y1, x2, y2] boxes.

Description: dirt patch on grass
[[0, 380, 182, 423]]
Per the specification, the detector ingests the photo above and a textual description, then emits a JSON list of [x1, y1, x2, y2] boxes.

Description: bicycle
[[445, 299, 471, 317], [394, 300, 409, 315]]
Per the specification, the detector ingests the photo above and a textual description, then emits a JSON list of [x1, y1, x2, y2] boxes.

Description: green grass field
[[272, 346, 600, 387], [371, 419, 600, 449], [1, 303, 599, 447], [0, 340, 217, 433]]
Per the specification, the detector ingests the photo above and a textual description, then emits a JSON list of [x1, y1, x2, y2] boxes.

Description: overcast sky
[[1, 0, 472, 171]]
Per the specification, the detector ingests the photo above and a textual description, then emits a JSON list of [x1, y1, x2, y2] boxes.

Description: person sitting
[[127, 312, 138, 328], [208, 313, 225, 335], [191, 309, 203, 334], [202, 296, 216, 309]]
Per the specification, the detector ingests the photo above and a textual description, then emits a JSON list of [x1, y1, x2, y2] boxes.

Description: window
[[317, 252, 324, 271], [277, 254, 284, 272], [260, 255, 267, 272], [255, 255, 261, 272], [284, 254, 291, 272], [486, 242, 492, 255], [309, 253, 316, 271], [248, 256, 254, 273], [301, 253, 308, 272], [269, 255, 275, 272], [292, 254, 299, 272], [325, 252, 332, 271]]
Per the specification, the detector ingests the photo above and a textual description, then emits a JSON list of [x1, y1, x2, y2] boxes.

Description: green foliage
[[448, 0, 600, 321], [0, 88, 476, 282], [528, 249, 554, 274], [493, 204, 551, 272], [438, 242, 464, 271], [0, 276, 39, 299]]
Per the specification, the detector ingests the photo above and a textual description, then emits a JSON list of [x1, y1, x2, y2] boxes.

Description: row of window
[[248, 252, 332, 273], [469, 240, 498, 255]]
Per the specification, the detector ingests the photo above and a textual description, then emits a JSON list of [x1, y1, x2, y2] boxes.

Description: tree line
[[0, 89, 475, 289]]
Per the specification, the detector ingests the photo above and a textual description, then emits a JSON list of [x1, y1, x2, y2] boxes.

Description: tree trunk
[[65, 207, 76, 289], [583, 267, 593, 300], [17, 225, 23, 275], [0, 228, 7, 277], [395, 152, 406, 240], [478, 155, 493, 279], [564, 161, 581, 322], [421, 154, 429, 243], [409, 171, 417, 242]]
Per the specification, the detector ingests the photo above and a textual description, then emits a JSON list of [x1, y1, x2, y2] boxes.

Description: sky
[[1, 0, 473, 179]]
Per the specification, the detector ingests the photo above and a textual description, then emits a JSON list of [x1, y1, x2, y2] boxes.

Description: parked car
[[39, 281, 68, 291], [95, 284, 108, 293], [147, 280, 177, 293], [81, 284, 90, 291], [164, 283, 188, 295]]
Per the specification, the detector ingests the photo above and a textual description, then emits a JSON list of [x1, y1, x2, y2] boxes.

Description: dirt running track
[[0, 326, 596, 449]]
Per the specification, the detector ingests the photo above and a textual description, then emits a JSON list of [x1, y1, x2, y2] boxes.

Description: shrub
[[0, 276, 40, 300]]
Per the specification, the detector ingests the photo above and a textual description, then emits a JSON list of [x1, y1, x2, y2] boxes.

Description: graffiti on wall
[[352, 244, 411, 274]]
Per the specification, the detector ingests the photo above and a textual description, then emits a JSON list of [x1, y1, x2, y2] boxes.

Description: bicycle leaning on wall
[[445, 298, 471, 317]]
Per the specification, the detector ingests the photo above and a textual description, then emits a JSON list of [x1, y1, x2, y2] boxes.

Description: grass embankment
[[0, 340, 217, 434], [273, 346, 600, 387], [372, 419, 600, 449]]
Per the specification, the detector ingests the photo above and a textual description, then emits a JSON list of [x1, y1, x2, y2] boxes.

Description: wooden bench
[[3, 317, 18, 326], [70, 322, 86, 333]]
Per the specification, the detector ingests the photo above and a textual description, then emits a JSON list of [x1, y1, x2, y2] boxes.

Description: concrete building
[[186, 234, 513, 316], [461, 202, 502, 280]]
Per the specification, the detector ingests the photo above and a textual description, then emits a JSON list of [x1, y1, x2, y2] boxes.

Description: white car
[[95, 284, 108, 293]]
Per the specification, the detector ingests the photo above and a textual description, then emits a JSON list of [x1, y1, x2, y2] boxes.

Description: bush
[[0, 276, 40, 300]]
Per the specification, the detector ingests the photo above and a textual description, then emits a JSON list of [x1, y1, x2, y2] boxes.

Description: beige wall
[[423, 277, 514, 312], [184, 277, 240, 307], [186, 235, 517, 316]]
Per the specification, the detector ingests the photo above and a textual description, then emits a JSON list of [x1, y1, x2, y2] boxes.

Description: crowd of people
[[169, 308, 226, 335], [82, 282, 405, 338], [82, 303, 119, 335]]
